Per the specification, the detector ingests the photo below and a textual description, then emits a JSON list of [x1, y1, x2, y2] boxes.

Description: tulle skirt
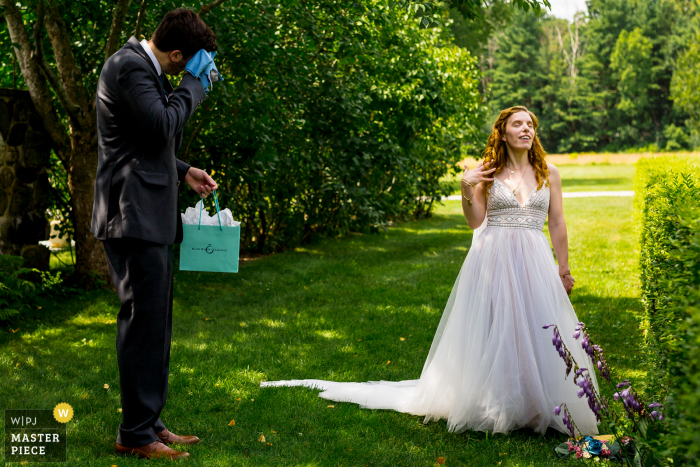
[[261, 224, 599, 436]]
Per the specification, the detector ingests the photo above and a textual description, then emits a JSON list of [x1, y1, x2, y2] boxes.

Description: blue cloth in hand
[[185, 49, 223, 93]]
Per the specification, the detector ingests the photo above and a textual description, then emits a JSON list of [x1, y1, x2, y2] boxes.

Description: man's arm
[[176, 159, 190, 183], [116, 59, 206, 146]]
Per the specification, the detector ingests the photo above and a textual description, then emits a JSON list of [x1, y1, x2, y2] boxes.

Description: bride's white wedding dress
[[261, 178, 599, 436]]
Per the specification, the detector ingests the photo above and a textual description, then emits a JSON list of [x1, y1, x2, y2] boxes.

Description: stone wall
[[0, 89, 52, 270]]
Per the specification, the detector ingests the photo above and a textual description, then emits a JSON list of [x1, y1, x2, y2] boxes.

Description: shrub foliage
[[0, 255, 65, 326], [178, 1, 487, 253], [635, 155, 700, 462]]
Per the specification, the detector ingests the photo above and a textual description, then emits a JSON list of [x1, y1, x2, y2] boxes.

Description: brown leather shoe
[[115, 440, 190, 460], [157, 429, 200, 446]]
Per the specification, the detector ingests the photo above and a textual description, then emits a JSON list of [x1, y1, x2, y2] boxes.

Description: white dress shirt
[[140, 39, 162, 75]]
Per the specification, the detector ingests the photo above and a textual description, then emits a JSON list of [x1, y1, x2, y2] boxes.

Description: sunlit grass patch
[[0, 166, 642, 466]]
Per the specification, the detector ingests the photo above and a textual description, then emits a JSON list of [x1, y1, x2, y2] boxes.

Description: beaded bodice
[[486, 178, 550, 231]]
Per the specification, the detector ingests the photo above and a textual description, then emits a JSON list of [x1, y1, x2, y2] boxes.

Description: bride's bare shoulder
[[546, 163, 561, 180]]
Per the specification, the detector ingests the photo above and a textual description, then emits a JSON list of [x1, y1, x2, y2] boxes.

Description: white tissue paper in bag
[[181, 199, 241, 227]]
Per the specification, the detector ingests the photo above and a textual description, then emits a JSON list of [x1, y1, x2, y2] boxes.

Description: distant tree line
[[451, 0, 698, 154]]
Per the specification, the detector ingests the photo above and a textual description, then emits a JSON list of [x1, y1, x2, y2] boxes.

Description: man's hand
[[184, 167, 218, 197]]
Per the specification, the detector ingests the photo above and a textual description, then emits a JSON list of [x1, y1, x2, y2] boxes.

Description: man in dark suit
[[91, 8, 218, 460]]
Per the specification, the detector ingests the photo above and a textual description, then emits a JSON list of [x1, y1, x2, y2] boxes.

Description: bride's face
[[501, 111, 535, 152]]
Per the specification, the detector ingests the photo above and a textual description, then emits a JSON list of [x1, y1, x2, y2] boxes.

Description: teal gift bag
[[180, 191, 240, 273]]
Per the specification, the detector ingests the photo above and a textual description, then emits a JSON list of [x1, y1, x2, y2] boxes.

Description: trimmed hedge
[[636, 155, 700, 463]]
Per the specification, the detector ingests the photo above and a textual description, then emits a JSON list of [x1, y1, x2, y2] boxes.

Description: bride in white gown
[[261, 106, 599, 436]]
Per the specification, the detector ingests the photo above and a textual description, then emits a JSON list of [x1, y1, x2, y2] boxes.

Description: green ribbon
[[198, 189, 223, 231]]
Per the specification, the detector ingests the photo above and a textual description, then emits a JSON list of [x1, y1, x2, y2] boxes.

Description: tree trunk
[[69, 126, 108, 280]]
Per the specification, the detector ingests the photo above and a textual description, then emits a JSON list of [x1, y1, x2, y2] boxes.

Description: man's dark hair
[[152, 8, 217, 59]]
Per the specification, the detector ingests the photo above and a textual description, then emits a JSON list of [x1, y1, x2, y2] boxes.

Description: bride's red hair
[[481, 106, 549, 197]]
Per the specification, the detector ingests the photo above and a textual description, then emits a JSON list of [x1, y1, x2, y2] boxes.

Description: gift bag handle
[[198, 190, 223, 231]]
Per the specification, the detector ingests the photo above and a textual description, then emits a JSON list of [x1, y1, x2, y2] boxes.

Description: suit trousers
[[103, 237, 173, 447]]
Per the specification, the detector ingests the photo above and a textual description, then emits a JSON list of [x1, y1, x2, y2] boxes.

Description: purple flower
[[650, 411, 658, 419], [648, 402, 663, 409], [597, 360, 602, 370], [573, 330, 581, 339], [617, 380, 631, 389], [577, 389, 585, 398], [581, 332, 595, 359], [554, 404, 563, 416], [543, 324, 556, 329], [659, 413, 665, 420], [613, 392, 620, 401]]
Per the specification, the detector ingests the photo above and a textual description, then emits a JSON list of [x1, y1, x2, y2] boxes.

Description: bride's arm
[[460, 161, 495, 229], [547, 164, 574, 294]]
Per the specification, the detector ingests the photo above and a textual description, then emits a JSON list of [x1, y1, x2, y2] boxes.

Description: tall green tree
[[487, 9, 546, 118], [537, 13, 602, 152], [608, 0, 690, 149], [179, 2, 487, 251], [671, 0, 700, 148]]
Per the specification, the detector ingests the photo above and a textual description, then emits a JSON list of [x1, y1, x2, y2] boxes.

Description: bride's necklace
[[506, 161, 528, 174], [506, 164, 528, 196]]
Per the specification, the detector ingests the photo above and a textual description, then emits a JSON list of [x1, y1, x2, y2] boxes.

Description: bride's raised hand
[[461, 160, 496, 189]]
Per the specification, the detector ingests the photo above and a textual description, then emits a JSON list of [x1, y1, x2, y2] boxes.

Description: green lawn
[[0, 166, 644, 466], [442, 163, 636, 195]]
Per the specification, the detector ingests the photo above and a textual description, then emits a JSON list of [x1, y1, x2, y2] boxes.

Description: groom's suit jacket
[[91, 37, 206, 245]]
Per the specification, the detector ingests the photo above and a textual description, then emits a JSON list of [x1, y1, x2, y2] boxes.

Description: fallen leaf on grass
[[37, 306, 42, 309], [271, 431, 277, 433], [399, 337, 405, 341], [15, 363, 19, 367], [205, 318, 210, 321], [117, 408, 122, 413], [251, 399, 255, 402], [437, 457, 445, 464], [258, 434, 266, 443], [327, 405, 335, 408], [266, 443, 272, 446], [236, 398, 242, 401], [104, 384, 109, 389], [11, 329, 19, 333], [386, 360, 391, 365], [228, 419, 235, 426]]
